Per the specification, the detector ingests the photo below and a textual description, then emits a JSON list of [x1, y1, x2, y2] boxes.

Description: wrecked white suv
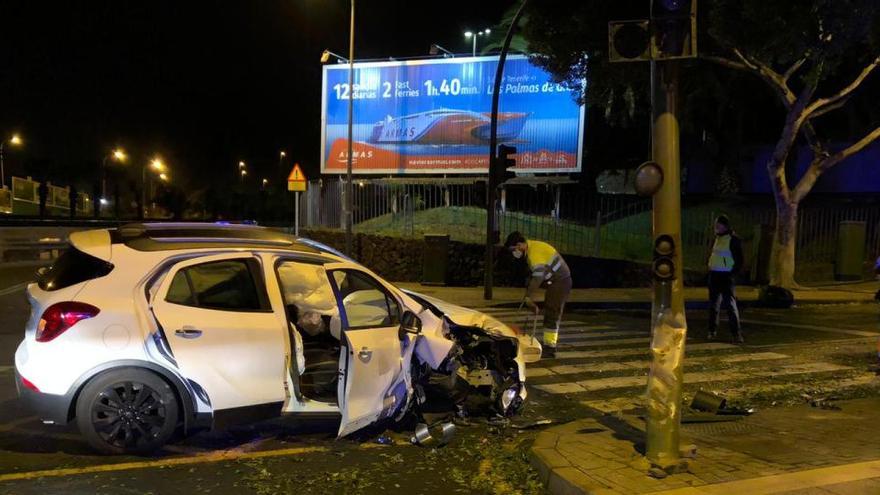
[[14, 223, 540, 454]]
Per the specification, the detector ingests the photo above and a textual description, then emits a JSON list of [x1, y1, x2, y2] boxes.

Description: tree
[[520, 0, 880, 288]]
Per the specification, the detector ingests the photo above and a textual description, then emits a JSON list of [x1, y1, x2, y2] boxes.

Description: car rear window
[[38, 248, 114, 291]]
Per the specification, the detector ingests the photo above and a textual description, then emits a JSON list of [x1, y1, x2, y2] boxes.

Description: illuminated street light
[[141, 156, 168, 219], [1, 133, 24, 189], [262, 178, 268, 187], [238, 160, 246, 169], [464, 28, 492, 56], [101, 148, 128, 212], [320, 49, 349, 64], [159, 173, 169, 182], [280, 151, 286, 158]]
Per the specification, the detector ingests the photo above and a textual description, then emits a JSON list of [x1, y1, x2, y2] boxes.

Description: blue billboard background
[[321, 55, 585, 174]]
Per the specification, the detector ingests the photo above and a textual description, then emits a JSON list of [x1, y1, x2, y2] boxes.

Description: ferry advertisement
[[321, 55, 585, 175]]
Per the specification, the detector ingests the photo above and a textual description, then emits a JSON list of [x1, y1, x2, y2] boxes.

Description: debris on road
[[410, 422, 456, 447], [510, 419, 554, 430]]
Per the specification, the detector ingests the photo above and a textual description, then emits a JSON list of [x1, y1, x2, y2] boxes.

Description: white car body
[[14, 223, 539, 452]]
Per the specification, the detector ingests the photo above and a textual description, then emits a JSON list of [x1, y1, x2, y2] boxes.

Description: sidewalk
[[528, 398, 880, 495], [394, 281, 879, 310]]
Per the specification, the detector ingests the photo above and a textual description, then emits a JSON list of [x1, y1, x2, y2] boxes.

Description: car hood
[[403, 290, 541, 364]]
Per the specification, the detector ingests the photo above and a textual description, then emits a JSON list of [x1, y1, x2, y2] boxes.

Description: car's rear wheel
[[75, 368, 179, 455]]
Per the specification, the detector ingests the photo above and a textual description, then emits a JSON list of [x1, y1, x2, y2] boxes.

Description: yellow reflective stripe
[[543, 330, 559, 346]]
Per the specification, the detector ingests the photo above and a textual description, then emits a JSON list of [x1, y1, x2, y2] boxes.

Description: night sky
[[0, 0, 515, 191]]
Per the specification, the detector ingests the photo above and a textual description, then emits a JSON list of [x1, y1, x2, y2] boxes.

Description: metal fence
[[298, 178, 880, 273], [6, 176, 91, 216]]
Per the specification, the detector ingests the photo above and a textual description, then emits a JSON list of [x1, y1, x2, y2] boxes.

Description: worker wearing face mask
[[505, 232, 572, 359]]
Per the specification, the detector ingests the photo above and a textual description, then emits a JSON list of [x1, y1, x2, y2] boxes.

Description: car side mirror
[[400, 310, 422, 337]]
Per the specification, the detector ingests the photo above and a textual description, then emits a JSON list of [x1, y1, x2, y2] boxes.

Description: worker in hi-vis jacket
[[707, 214, 745, 344], [505, 232, 572, 359]]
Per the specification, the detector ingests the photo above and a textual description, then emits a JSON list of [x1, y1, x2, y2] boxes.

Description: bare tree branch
[[819, 124, 880, 172], [808, 96, 851, 120], [805, 55, 880, 117], [792, 124, 880, 202], [783, 57, 807, 82], [703, 51, 827, 156]]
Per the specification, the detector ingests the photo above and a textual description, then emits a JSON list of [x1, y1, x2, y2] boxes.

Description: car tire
[[75, 368, 179, 455]]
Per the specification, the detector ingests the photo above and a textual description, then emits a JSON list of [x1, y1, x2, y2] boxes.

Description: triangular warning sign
[[288, 163, 307, 182]]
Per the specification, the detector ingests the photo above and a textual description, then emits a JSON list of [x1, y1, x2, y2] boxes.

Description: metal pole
[[140, 165, 145, 220], [485, 0, 528, 300], [645, 60, 687, 470], [295, 191, 300, 236], [472, 35, 477, 57], [344, 0, 355, 257], [1, 142, 5, 190]]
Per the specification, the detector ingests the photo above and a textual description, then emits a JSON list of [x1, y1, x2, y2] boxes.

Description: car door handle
[[358, 347, 372, 361], [175, 328, 203, 339]]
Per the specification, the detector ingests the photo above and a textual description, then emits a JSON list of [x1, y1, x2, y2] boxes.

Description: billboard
[[321, 55, 585, 175]]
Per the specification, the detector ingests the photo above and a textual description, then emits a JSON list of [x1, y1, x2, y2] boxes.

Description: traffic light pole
[[484, 0, 528, 300], [645, 60, 688, 470]]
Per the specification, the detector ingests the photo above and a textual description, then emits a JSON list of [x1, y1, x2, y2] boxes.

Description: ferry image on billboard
[[368, 109, 529, 145]]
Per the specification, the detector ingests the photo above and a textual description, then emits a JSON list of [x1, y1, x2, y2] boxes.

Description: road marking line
[[652, 459, 880, 495], [557, 337, 652, 348], [741, 318, 879, 337], [533, 361, 851, 394], [0, 282, 28, 297], [0, 444, 386, 482], [528, 352, 790, 378], [0, 416, 38, 433], [552, 342, 737, 361]]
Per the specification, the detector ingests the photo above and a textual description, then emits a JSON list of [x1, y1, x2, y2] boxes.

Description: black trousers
[[708, 271, 741, 335]]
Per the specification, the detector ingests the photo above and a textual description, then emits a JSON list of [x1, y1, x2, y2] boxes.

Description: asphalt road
[[0, 271, 877, 495]]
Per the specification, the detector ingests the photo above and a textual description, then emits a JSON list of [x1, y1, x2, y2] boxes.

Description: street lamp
[[1, 133, 24, 189], [101, 147, 127, 206], [141, 157, 166, 219], [320, 49, 349, 64], [429, 43, 455, 58], [320, 2, 356, 256], [464, 28, 491, 56]]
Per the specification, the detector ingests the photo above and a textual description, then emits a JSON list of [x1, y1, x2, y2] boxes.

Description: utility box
[[835, 221, 866, 281], [422, 234, 450, 286]]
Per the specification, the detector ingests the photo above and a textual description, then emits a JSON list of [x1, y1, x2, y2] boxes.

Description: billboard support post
[[485, 0, 529, 301], [345, 0, 355, 257]]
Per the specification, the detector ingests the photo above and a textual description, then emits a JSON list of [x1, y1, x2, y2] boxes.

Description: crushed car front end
[[402, 290, 540, 418]]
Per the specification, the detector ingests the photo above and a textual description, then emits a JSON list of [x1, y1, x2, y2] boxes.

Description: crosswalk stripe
[[557, 337, 651, 348], [551, 342, 737, 361], [527, 352, 790, 378], [533, 362, 851, 395], [557, 331, 646, 341]]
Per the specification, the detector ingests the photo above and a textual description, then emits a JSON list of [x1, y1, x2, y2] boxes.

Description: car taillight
[[20, 375, 40, 392], [37, 302, 100, 342]]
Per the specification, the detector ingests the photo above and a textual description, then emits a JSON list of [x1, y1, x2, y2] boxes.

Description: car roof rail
[[112, 222, 319, 253]]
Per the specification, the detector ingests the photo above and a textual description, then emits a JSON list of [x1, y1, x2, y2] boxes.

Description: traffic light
[[492, 144, 517, 186], [650, 0, 696, 60], [652, 234, 676, 281], [609, 20, 651, 62]]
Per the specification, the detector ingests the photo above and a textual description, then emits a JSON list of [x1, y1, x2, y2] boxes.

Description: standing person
[[505, 232, 572, 359], [707, 215, 744, 343]]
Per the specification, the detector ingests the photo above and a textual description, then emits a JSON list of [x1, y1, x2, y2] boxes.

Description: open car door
[[329, 268, 405, 437]]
